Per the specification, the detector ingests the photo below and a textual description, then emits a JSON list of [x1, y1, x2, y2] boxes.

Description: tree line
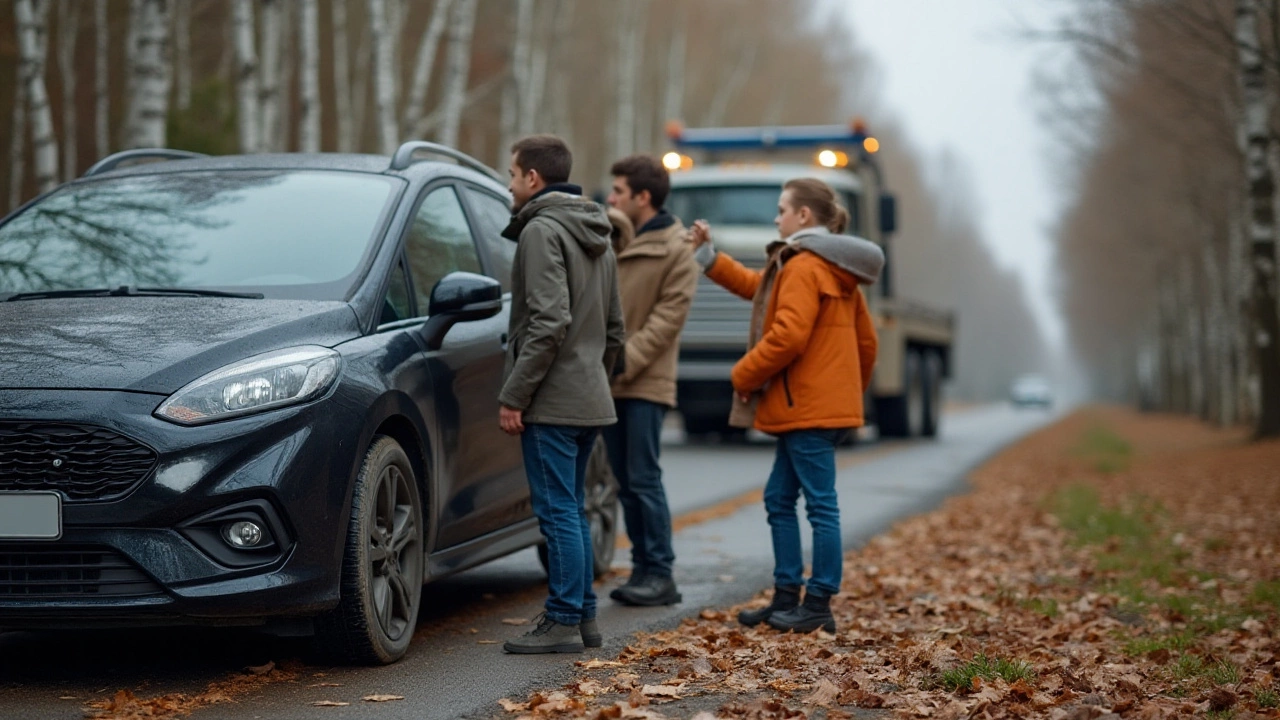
[[0, 0, 1048, 403], [1045, 0, 1280, 438]]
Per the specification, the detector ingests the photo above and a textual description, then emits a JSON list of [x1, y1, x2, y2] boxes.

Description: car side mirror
[[422, 272, 503, 350], [879, 194, 897, 235]]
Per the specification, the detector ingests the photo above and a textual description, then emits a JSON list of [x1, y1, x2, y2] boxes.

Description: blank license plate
[[0, 492, 62, 540]]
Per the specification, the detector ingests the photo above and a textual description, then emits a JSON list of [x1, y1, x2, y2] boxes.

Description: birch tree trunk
[[331, 0, 353, 151], [521, 0, 551, 135], [233, 0, 260, 153], [1235, 0, 1280, 438], [499, 0, 533, 159], [173, 0, 190, 111], [8, 74, 28, 211], [436, 0, 477, 149], [123, 0, 171, 149], [368, 0, 399, 155], [662, 10, 686, 138], [351, 24, 371, 151], [298, 0, 320, 152], [258, 0, 283, 152], [403, 0, 453, 138], [15, 0, 58, 193], [94, 0, 110, 158], [56, 0, 78, 180], [612, 0, 648, 161]]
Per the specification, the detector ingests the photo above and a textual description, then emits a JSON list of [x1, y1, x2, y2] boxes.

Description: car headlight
[[155, 346, 341, 425]]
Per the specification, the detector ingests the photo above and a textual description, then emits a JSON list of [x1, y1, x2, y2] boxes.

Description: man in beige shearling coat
[[604, 154, 698, 607]]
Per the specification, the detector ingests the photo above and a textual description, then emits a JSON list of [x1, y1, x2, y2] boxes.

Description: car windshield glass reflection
[[667, 185, 783, 226], [0, 171, 397, 298]]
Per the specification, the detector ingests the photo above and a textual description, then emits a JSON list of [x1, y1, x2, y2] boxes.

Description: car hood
[[0, 298, 362, 394]]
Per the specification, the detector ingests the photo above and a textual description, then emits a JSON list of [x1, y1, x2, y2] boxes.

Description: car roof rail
[[83, 149, 209, 177], [390, 141, 504, 183]]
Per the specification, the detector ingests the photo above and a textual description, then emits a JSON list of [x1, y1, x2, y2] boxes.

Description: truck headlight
[[155, 346, 341, 425]]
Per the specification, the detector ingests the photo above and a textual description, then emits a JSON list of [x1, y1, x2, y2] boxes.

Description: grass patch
[[1019, 597, 1060, 618], [1255, 687, 1279, 709], [1073, 424, 1132, 473], [1122, 632, 1196, 657], [1251, 580, 1280, 611], [928, 654, 1035, 693], [1173, 654, 1206, 680], [1208, 660, 1241, 685], [1051, 485, 1155, 546]]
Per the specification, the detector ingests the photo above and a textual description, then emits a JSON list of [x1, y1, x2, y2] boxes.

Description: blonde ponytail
[[783, 178, 848, 234]]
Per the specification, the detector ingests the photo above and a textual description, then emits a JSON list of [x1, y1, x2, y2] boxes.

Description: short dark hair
[[610, 154, 670, 209], [511, 135, 572, 185]]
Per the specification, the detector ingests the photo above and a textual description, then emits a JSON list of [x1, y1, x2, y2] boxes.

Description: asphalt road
[[0, 404, 1059, 720]]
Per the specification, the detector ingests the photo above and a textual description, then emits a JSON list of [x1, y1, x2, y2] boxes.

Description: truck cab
[[665, 122, 955, 439]]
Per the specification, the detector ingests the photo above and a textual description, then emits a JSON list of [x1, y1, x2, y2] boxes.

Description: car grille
[[0, 544, 163, 598], [0, 422, 157, 501]]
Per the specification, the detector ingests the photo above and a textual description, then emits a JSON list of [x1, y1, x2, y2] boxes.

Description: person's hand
[[499, 405, 525, 435], [688, 219, 712, 247]]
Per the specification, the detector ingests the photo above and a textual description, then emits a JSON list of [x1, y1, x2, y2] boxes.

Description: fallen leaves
[[310, 700, 349, 707], [362, 694, 405, 702], [85, 660, 299, 719], [502, 617, 530, 626]]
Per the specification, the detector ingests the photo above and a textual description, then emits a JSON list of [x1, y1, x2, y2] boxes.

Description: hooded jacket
[[499, 187, 625, 426], [606, 208, 698, 408], [705, 227, 884, 434]]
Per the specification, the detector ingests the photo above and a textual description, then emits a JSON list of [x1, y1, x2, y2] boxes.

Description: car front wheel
[[315, 436, 424, 665]]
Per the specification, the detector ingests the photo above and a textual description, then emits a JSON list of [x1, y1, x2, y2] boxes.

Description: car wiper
[[4, 285, 265, 301]]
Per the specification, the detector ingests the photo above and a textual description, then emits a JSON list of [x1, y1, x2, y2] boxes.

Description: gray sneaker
[[503, 613, 585, 654], [580, 617, 602, 648]]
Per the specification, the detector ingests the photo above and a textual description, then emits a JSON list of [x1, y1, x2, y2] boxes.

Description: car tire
[[536, 436, 619, 580], [314, 436, 424, 665]]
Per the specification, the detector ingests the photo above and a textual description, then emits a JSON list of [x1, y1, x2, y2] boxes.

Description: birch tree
[[8, 76, 28, 210], [258, 0, 283, 151], [14, 0, 58, 193], [612, 0, 649, 160], [662, 10, 687, 135], [437, 0, 477, 149], [404, 0, 453, 139], [94, 0, 110, 158], [368, 0, 399, 155], [56, 0, 78, 179], [123, 0, 172, 149], [173, 0, 191, 112], [233, 0, 261, 153], [1234, 0, 1280, 438], [331, 0, 354, 151], [499, 0, 534, 159], [299, 0, 321, 152]]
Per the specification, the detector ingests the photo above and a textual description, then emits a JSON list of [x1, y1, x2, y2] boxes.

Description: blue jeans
[[522, 423, 599, 625], [601, 399, 675, 578], [763, 429, 842, 597]]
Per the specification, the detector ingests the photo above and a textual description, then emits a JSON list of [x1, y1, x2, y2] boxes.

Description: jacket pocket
[[782, 368, 795, 408]]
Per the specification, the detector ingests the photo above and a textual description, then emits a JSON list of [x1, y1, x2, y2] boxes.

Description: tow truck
[[663, 120, 955, 439]]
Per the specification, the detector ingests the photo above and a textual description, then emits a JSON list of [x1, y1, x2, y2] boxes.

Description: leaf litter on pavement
[[496, 407, 1280, 719]]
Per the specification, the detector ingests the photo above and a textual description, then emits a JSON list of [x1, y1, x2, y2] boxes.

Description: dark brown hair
[[609, 154, 671, 209], [783, 178, 850, 234], [511, 135, 572, 185]]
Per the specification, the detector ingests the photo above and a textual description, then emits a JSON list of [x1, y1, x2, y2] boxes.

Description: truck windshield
[[668, 185, 782, 226], [0, 170, 399, 300]]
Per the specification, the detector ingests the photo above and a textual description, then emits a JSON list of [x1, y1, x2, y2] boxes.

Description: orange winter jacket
[[706, 242, 879, 434]]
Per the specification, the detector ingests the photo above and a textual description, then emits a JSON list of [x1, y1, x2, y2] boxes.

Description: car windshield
[[0, 170, 400, 299], [668, 185, 783, 226]]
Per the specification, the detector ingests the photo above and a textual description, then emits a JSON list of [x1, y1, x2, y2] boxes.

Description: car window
[[381, 258, 413, 325], [404, 186, 482, 311], [462, 187, 515, 291], [0, 170, 398, 299], [667, 185, 781, 226]]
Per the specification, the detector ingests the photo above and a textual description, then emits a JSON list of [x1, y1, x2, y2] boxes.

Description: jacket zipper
[[782, 368, 795, 407]]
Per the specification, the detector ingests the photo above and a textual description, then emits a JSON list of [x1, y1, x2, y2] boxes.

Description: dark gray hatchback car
[[0, 143, 618, 664]]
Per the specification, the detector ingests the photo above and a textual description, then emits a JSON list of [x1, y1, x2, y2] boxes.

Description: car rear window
[[0, 170, 399, 299]]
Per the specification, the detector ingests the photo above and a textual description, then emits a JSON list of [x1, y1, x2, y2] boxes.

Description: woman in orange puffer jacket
[[688, 178, 883, 634]]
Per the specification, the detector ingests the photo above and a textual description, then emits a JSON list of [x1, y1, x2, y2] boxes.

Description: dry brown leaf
[[577, 658, 624, 669], [362, 694, 404, 702], [308, 682, 343, 688], [640, 684, 681, 698], [244, 661, 275, 676], [501, 617, 529, 626], [478, 639, 499, 645], [310, 700, 349, 707], [803, 678, 841, 706], [498, 697, 529, 713]]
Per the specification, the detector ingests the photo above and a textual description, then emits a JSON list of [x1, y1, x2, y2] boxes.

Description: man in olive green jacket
[[499, 135, 625, 655], [604, 154, 698, 607]]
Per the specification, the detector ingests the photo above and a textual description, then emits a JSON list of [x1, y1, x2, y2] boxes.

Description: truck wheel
[[314, 436, 424, 665], [876, 349, 924, 438], [536, 436, 618, 580], [921, 350, 944, 438]]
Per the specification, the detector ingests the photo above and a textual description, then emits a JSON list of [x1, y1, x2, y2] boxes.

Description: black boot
[[738, 585, 801, 627], [609, 570, 647, 602], [767, 591, 836, 633], [612, 574, 681, 606]]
